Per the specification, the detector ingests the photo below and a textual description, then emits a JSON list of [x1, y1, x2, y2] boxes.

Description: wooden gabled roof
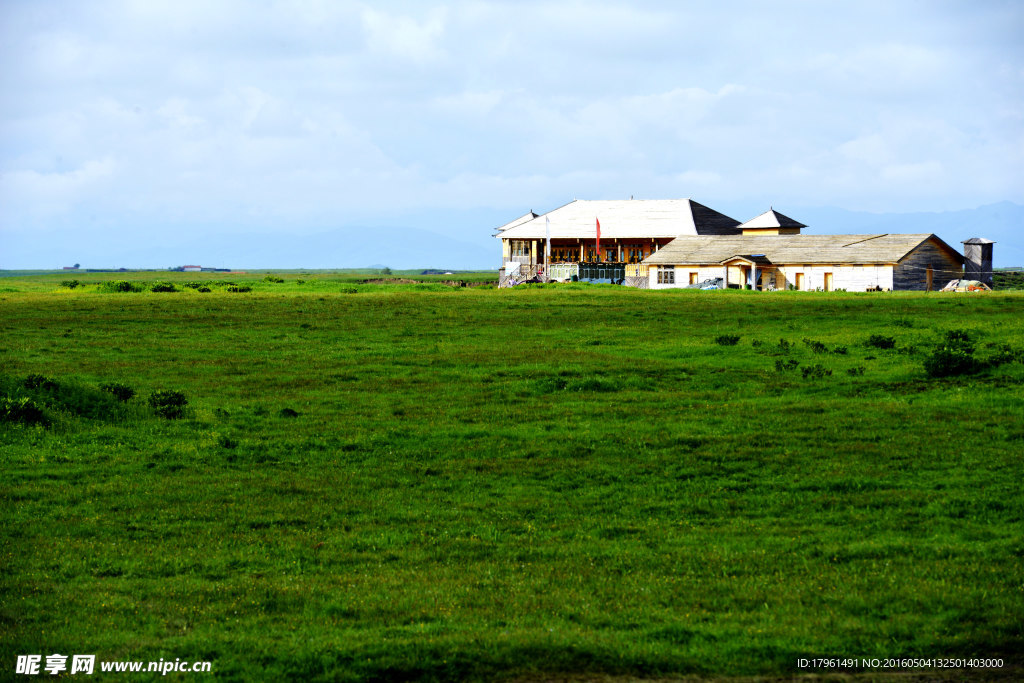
[[494, 199, 741, 240], [644, 234, 964, 266]]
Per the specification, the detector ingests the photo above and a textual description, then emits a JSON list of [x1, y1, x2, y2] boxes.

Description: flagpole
[[545, 216, 551, 281]]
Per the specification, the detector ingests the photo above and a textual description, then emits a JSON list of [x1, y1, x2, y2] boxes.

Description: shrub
[[923, 348, 978, 378], [279, 408, 300, 418], [1, 396, 49, 426], [104, 280, 143, 293], [715, 335, 740, 346], [831, 346, 848, 355], [100, 382, 135, 402], [774, 359, 800, 372], [23, 374, 59, 391], [197, 286, 211, 293], [803, 338, 827, 354], [985, 342, 1023, 367], [148, 390, 188, 419], [866, 334, 896, 349], [60, 280, 81, 289], [801, 364, 832, 379], [217, 434, 239, 449], [943, 329, 974, 352], [923, 329, 980, 378], [776, 338, 793, 353], [846, 366, 865, 376], [226, 285, 252, 293], [264, 275, 285, 284], [150, 282, 177, 293]]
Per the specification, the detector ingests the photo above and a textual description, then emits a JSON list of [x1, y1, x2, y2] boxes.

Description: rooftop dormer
[[738, 209, 806, 235]]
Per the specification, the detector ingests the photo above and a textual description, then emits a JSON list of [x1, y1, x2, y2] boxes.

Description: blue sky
[[1, 1, 1022, 268]]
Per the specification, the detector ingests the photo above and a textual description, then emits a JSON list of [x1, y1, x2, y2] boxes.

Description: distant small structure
[[63, 263, 80, 270], [962, 238, 994, 286], [182, 265, 202, 272]]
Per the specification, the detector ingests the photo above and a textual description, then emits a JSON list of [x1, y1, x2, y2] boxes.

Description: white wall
[[776, 264, 894, 291]]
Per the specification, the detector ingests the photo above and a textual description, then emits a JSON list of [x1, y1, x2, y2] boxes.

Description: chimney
[[962, 238, 994, 286]]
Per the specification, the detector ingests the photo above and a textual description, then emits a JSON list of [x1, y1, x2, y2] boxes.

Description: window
[[510, 240, 530, 257], [657, 267, 675, 284]]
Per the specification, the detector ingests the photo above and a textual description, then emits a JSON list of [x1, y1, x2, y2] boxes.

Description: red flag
[[596, 218, 601, 261]]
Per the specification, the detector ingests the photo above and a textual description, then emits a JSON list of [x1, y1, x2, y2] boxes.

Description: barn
[[642, 233, 965, 291]]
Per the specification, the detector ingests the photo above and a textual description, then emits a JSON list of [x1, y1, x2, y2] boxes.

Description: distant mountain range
[[2, 202, 1020, 270]]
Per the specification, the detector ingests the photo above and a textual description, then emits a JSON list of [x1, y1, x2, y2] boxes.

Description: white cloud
[[361, 7, 447, 62]]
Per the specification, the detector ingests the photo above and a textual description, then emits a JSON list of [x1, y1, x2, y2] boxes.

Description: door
[[689, 272, 698, 285], [824, 272, 833, 291], [795, 273, 804, 290]]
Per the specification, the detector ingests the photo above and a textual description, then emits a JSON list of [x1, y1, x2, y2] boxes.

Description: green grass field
[[2, 272, 1022, 681]]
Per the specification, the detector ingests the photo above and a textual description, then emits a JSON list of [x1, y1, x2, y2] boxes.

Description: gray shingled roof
[[644, 234, 963, 266], [495, 199, 741, 240]]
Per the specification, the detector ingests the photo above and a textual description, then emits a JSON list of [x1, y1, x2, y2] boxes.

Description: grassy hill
[[2, 273, 1022, 681]]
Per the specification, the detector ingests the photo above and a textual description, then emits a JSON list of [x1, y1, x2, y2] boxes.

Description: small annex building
[[495, 199, 968, 292], [643, 233, 964, 291]]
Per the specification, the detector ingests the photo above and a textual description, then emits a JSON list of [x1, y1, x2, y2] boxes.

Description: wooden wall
[[893, 239, 963, 291]]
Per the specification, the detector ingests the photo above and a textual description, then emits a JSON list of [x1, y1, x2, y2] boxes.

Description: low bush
[[263, 275, 285, 284], [866, 334, 896, 349], [803, 338, 827, 354], [59, 280, 82, 289], [801, 364, 832, 379], [148, 390, 188, 419], [923, 348, 977, 378], [279, 408, 300, 418], [846, 366, 865, 376], [150, 282, 177, 293], [923, 329, 979, 378], [103, 280, 143, 293], [985, 342, 1023, 367], [774, 359, 800, 372], [23, 374, 59, 391], [100, 382, 135, 402], [715, 335, 740, 346], [1, 396, 49, 426], [226, 285, 252, 293]]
